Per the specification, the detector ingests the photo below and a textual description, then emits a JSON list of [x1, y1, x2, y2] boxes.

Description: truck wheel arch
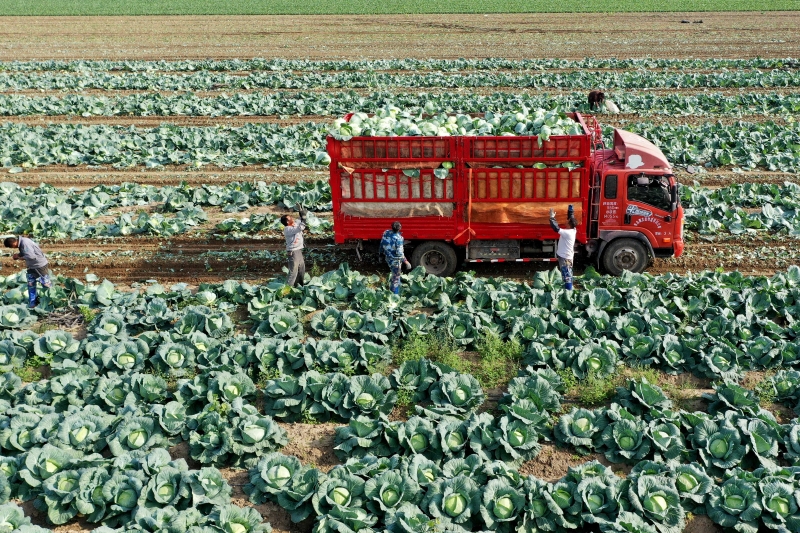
[[596, 231, 655, 274]]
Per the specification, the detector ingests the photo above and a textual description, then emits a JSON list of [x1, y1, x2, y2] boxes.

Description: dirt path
[[0, 13, 798, 61], [3, 168, 327, 188], [0, 115, 317, 127], [675, 170, 800, 186], [21, 232, 788, 286]]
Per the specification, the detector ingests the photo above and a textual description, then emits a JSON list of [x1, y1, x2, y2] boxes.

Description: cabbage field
[[1, 52, 800, 533]]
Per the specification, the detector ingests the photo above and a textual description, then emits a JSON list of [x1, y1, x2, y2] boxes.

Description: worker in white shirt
[[549, 205, 578, 290]]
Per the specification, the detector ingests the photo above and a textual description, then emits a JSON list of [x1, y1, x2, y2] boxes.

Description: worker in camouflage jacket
[[380, 221, 412, 295]]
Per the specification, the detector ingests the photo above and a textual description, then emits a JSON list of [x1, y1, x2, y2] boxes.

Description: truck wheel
[[411, 241, 458, 277], [602, 238, 649, 276]]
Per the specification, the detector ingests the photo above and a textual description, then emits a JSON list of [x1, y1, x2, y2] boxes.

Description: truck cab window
[[604, 175, 617, 199], [627, 175, 671, 212]]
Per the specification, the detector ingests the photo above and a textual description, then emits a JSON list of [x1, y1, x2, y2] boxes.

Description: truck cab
[[589, 129, 684, 275]]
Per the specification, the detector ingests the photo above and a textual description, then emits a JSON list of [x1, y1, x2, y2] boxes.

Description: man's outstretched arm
[[549, 208, 561, 233]]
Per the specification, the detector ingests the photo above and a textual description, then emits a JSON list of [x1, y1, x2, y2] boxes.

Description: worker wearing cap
[[280, 207, 307, 287], [4, 235, 52, 308], [380, 221, 412, 295], [549, 206, 578, 290]]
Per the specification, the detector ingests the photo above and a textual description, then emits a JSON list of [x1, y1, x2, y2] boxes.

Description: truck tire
[[411, 241, 458, 277], [602, 238, 649, 276]]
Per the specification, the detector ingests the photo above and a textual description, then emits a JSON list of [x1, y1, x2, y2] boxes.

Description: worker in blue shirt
[[380, 222, 412, 295]]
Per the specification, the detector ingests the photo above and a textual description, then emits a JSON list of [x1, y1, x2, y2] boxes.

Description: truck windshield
[[627, 174, 671, 212]]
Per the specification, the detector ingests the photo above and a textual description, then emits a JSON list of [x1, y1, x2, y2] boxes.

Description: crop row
[[260, 364, 800, 533], [0, 180, 332, 240], [3, 262, 800, 387], [255, 452, 800, 533], [683, 182, 800, 236], [0, 451, 270, 531], [331, 372, 800, 469], [0, 121, 326, 169], [3, 69, 800, 92], [1, 57, 797, 73], [0, 119, 798, 171], [2, 179, 799, 242], [2, 273, 799, 443], [2, 264, 800, 532], [2, 90, 800, 118]]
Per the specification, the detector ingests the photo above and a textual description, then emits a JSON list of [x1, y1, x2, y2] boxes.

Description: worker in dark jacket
[[281, 207, 307, 287], [549, 205, 578, 290], [4, 235, 52, 308], [380, 221, 411, 295]]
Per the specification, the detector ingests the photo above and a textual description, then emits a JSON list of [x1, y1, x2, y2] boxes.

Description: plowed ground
[[1, 12, 799, 60]]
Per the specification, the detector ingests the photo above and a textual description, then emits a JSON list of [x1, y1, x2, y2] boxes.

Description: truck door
[[623, 173, 678, 251]]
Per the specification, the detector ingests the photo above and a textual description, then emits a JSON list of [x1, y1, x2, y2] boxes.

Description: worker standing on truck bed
[[4, 235, 52, 308], [380, 221, 412, 295], [549, 206, 578, 291], [281, 207, 307, 287]]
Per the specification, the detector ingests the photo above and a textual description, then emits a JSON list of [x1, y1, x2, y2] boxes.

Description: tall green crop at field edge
[[0, 0, 795, 15]]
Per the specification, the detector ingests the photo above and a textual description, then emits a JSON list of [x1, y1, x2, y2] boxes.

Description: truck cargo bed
[[328, 113, 594, 246]]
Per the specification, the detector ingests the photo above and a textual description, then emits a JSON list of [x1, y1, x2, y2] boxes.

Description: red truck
[[326, 112, 684, 277]]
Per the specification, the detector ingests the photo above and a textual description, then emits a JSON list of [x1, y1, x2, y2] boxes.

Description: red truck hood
[[614, 129, 671, 172]]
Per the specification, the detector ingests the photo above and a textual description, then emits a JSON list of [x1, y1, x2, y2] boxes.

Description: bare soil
[[4, 168, 327, 188], [519, 444, 601, 481], [17, 499, 94, 532], [0, 115, 316, 127], [221, 468, 299, 533], [684, 514, 723, 533], [10, 231, 785, 286], [679, 171, 800, 187], [0, 13, 798, 60], [31, 236, 325, 285], [658, 373, 714, 412], [169, 440, 201, 469], [252, 501, 305, 533], [279, 422, 344, 473]]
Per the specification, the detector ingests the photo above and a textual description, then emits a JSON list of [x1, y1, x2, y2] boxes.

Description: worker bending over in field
[[281, 207, 307, 287], [4, 235, 52, 308], [587, 90, 619, 113], [380, 221, 412, 295], [549, 206, 578, 291]]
